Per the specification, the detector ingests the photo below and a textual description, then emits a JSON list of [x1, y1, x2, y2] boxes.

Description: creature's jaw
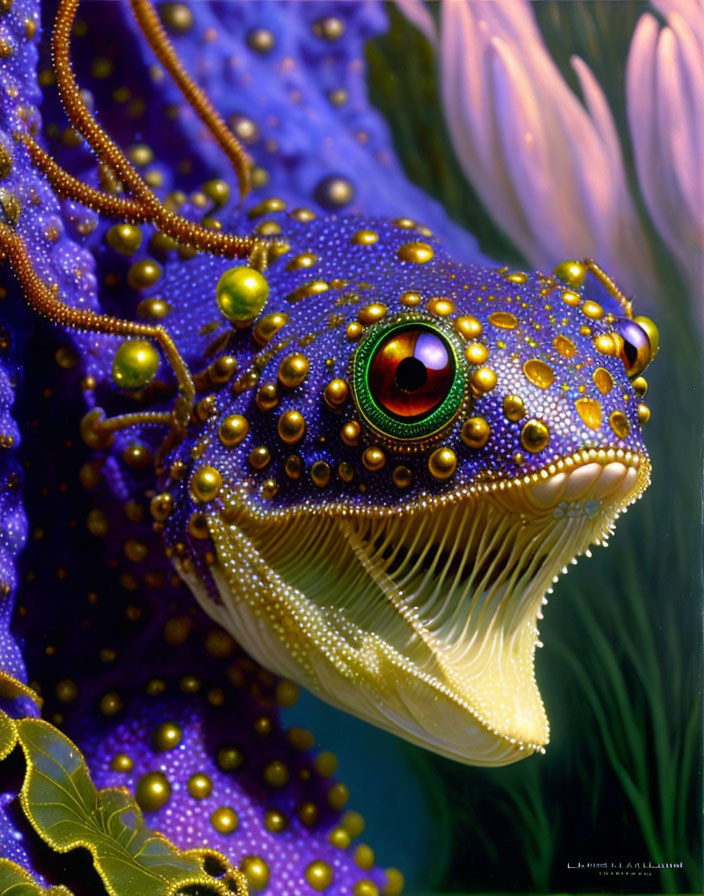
[[177, 448, 649, 767]]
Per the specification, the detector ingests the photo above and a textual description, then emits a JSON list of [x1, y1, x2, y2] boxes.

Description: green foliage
[[0, 716, 244, 896], [0, 859, 74, 896]]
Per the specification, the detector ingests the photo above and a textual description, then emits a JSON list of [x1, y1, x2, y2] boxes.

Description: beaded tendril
[[1, 0, 277, 453]]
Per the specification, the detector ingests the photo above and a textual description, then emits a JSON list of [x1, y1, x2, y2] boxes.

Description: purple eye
[[614, 318, 653, 378]]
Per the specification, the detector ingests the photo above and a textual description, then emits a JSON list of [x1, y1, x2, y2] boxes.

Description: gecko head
[[156, 217, 657, 766]]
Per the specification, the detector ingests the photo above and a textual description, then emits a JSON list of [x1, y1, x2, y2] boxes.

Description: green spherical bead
[[112, 340, 159, 390], [216, 267, 269, 323]]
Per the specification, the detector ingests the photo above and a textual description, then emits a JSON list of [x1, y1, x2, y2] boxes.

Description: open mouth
[[178, 448, 649, 767]]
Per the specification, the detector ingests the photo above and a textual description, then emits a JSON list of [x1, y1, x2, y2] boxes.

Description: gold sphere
[[122, 442, 152, 470], [158, 2, 194, 34], [400, 291, 422, 307], [136, 297, 170, 319], [470, 367, 497, 395], [190, 466, 222, 503], [253, 312, 289, 346], [217, 744, 245, 771], [324, 378, 349, 409], [341, 420, 362, 446], [263, 760, 289, 788], [278, 410, 306, 445], [256, 382, 279, 412], [219, 414, 249, 447], [56, 679, 78, 702], [135, 772, 171, 812], [202, 179, 230, 207], [216, 267, 269, 322], [427, 297, 454, 317], [346, 321, 364, 341], [240, 856, 270, 892], [382, 868, 405, 896], [105, 223, 142, 255], [246, 27, 276, 54], [521, 419, 550, 453], [338, 461, 355, 483], [327, 782, 349, 809], [210, 806, 238, 834], [249, 446, 271, 470], [354, 844, 375, 869], [397, 241, 433, 264], [353, 882, 379, 896], [553, 259, 586, 286], [311, 461, 331, 487], [99, 692, 123, 716], [150, 493, 173, 521], [502, 395, 526, 421], [127, 258, 162, 290], [285, 455, 303, 480], [341, 810, 365, 837], [209, 355, 238, 384], [637, 403, 651, 425], [392, 465, 413, 489], [465, 343, 489, 365], [264, 809, 287, 833], [358, 303, 387, 325], [112, 340, 159, 390], [305, 860, 334, 891], [632, 376, 648, 398], [609, 410, 630, 439], [187, 772, 213, 800], [278, 352, 309, 388], [152, 721, 182, 752], [275, 679, 299, 707], [362, 447, 386, 472], [428, 447, 457, 480], [455, 315, 482, 339], [352, 229, 378, 245], [328, 827, 351, 849], [110, 753, 133, 773]]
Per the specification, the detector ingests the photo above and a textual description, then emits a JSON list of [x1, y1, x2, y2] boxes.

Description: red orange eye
[[368, 327, 455, 420]]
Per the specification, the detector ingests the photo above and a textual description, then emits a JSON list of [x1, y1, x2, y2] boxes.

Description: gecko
[[0, 0, 658, 891]]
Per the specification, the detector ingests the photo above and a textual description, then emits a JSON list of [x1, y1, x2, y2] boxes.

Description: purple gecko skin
[[0, 0, 656, 893]]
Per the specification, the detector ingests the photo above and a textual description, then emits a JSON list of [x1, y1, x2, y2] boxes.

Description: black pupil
[[395, 356, 427, 392], [622, 339, 638, 367]]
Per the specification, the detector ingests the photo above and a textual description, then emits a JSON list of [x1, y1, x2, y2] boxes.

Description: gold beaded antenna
[[1, 0, 275, 452]]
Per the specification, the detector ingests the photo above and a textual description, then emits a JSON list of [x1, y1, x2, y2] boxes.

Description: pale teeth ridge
[[561, 462, 602, 502], [592, 462, 628, 500], [527, 472, 567, 508]]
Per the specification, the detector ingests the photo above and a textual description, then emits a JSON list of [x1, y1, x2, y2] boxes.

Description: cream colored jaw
[[176, 449, 649, 767]]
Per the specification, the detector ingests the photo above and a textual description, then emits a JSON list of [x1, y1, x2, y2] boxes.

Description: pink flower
[[627, 0, 704, 301]]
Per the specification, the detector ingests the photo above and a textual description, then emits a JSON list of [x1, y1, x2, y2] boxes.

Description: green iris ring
[[351, 317, 468, 442]]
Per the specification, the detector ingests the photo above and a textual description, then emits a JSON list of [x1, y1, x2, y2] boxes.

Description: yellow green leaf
[[0, 672, 42, 708], [0, 708, 17, 761], [15, 719, 240, 896], [0, 858, 74, 895]]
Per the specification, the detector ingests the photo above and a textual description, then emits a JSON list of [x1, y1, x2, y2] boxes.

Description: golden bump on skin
[[505, 272, 528, 284], [455, 315, 482, 339], [520, 419, 550, 453], [240, 856, 270, 892], [593, 367, 614, 394], [188, 512, 209, 540], [338, 461, 355, 483], [428, 447, 457, 480], [609, 410, 630, 439], [561, 289, 581, 307], [127, 258, 162, 290], [632, 376, 648, 398], [256, 382, 279, 412], [358, 303, 387, 325], [219, 414, 249, 446], [311, 461, 331, 487], [488, 311, 518, 329], [305, 860, 334, 891], [461, 417, 490, 448], [399, 291, 422, 307], [152, 721, 182, 751], [346, 321, 364, 341], [502, 394, 526, 421], [249, 446, 271, 470], [392, 465, 413, 489], [285, 252, 318, 271], [575, 398, 602, 430], [210, 806, 238, 834], [253, 311, 289, 346], [553, 334, 576, 358], [150, 493, 173, 521], [105, 223, 142, 255], [216, 267, 269, 322], [362, 447, 386, 471], [470, 367, 497, 395], [209, 355, 237, 384], [351, 229, 378, 245], [187, 772, 213, 800], [582, 300, 603, 320], [278, 410, 306, 445], [553, 259, 587, 287], [341, 420, 362, 447], [397, 241, 433, 264], [247, 197, 286, 218], [324, 378, 349, 409], [637, 404, 651, 425], [286, 280, 329, 303], [427, 296, 454, 317], [135, 771, 171, 812], [278, 352, 309, 388], [523, 359, 554, 389], [465, 342, 489, 365], [594, 333, 620, 356], [285, 455, 304, 480], [190, 466, 222, 503]]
